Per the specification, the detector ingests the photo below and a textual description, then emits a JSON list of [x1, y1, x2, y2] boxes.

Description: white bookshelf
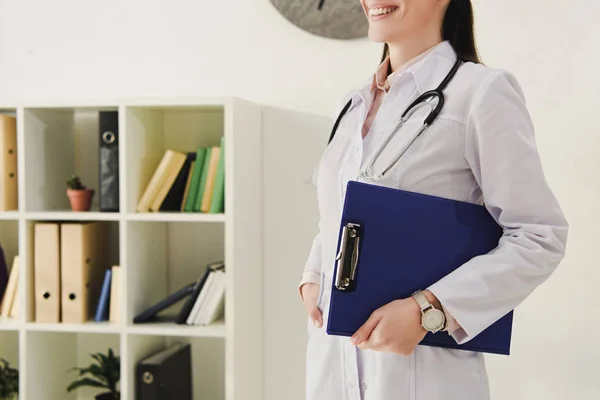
[[0, 97, 275, 400]]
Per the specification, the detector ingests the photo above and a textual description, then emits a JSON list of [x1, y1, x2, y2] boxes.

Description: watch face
[[423, 309, 445, 331]]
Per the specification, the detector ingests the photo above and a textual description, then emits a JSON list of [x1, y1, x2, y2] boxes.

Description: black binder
[[99, 111, 119, 212], [136, 343, 192, 400]]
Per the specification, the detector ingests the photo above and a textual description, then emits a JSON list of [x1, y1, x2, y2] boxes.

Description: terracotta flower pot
[[67, 188, 94, 211]]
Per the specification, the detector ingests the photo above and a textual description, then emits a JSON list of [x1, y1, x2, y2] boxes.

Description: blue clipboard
[[326, 180, 514, 355]]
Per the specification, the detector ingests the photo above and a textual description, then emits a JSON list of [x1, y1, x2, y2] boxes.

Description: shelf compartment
[[126, 220, 225, 328], [124, 104, 225, 215], [22, 106, 120, 213], [25, 220, 120, 324], [24, 211, 121, 221], [127, 334, 225, 400], [25, 331, 121, 400]]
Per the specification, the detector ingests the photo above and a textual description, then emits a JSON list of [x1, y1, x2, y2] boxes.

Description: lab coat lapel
[[407, 41, 458, 95]]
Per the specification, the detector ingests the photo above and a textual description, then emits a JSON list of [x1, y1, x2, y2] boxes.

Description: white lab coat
[[302, 41, 569, 400]]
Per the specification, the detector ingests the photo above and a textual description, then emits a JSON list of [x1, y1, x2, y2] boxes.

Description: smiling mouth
[[368, 6, 399, 17]]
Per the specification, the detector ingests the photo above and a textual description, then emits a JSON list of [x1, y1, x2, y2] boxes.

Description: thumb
[[351, 311, 382, 346], [309, 306, 323, 328]]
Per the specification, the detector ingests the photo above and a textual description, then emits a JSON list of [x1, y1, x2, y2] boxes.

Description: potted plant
[[0, 358, 18, 400], [66, 348, 120, 400], [66, 173, 94, 211]]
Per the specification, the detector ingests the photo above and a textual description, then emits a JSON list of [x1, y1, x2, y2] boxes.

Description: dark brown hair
[[381, 0, 482, 64]]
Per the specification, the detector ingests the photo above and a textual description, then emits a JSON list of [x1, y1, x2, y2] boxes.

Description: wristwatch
[[412, 291, 446, 333]]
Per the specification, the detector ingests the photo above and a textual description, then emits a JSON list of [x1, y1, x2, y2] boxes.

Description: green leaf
[[66, 377, 108, 392], [80, 364, 107, 380]]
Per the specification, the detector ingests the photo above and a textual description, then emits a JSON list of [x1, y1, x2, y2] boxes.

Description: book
[[192, 147, 213, 212], [209, 136, 225, 213], [136, 149, 186, 212], [175, 261, 224, 324], [200, 146, 221, 213], [185, 262, 226, 326], [109, 266, 121, 323], [1, 256, 19, 318], [0, 114, 17, 211], [159, 152, 196, 211], [94, 268, 112, 322], [183, 147, 207, 212], [179, 160, 195, 211], [148, 151, 187, 211]]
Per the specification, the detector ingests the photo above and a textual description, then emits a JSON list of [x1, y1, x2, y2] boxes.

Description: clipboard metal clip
[[334, 222, 361, 291]]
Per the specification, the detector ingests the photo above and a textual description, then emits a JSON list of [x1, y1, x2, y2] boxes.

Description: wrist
[[412, 290, 447, 333]]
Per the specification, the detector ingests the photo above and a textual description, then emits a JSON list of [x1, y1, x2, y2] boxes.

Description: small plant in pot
[[0, 358, 18, 400], [66, 348, 120, 400], [66, 173, 94, 211]]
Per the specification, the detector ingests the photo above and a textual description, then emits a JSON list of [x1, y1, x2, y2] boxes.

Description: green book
[[184, 147, 207, 212], [193, 148, 213, 212], [209, 137, 225, 213]]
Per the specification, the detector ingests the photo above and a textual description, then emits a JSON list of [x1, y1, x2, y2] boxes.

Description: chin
[[368, 29, 397, 44]]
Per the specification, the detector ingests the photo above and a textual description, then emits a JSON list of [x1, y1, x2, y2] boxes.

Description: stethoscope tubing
[[328, 56, 465, 182]]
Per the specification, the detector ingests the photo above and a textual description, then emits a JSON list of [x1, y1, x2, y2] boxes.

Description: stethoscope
[[326, 55, 465, 181]]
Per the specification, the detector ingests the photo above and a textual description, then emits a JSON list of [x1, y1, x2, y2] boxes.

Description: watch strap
[[412, 291, 431, 312]]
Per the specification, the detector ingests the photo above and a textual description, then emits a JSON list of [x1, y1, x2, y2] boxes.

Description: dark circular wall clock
[[270, 0, 368, 40]]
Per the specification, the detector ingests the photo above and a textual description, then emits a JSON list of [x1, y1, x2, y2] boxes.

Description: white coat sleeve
[[298, 220, 323, 300], [427, 70, 569, 344], [298, 93, 354, 300]]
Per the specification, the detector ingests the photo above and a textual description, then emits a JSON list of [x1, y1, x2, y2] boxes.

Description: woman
[[299, 1, 569, 399]]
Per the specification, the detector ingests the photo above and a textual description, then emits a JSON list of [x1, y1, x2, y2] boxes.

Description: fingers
[[309, 306, 323, 328], [300, 283, 323, 328], [351, 310, 383, 346]]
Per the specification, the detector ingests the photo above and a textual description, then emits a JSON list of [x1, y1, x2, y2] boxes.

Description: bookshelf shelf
[[0, 211, 20, 220], [0, 318, 23, 331], [24, 321, 122, 334], [127, 212, 226, 223], [24, 211, 121, 221], [126, 320, 226, 338]]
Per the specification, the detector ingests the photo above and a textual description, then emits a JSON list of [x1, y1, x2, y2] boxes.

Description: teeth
[[369, 7, 397, 16]]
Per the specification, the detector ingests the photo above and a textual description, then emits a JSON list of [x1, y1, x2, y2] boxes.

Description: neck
[[387, 32, 443, 73]]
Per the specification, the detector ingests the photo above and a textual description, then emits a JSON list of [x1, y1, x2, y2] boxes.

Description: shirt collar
[[366, 40, 457, 94]]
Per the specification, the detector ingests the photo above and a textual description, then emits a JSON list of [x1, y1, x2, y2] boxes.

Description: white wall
[[1, 0, 599, 399]]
